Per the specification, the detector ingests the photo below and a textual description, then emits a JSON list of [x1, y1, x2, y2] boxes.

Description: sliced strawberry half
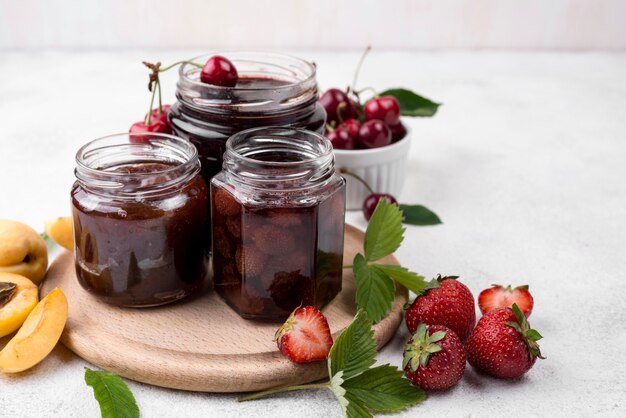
[[274, 306, 333, 363], [478, 284, 534, 317]]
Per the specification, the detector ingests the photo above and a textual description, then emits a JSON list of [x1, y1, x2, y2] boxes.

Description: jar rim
[[75, 132, 201, 197], [179, 51, 317, 92], [225, 127, 333, 166], [75, 132, 198, 177]]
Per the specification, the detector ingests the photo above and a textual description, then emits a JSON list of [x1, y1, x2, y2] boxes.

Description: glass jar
[[169, 52, 326, 187], [71, 133, 209, 307], [211, 127, 346, 319]]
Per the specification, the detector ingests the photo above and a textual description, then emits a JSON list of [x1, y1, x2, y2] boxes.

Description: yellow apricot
[[0, 273, 38, 338], [0, 220, 48, 284], [44, 217, 73, 251], [0, 287, 68, 373]]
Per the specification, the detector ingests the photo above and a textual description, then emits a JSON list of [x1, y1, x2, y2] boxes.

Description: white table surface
[[1, 50, 625, 417]]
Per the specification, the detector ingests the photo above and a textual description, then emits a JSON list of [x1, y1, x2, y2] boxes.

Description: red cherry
[[364, 96, 401, 125], [147, 104, 171, 126], [326, 127, 356, 150], [129, 120, 171, 144], [357, 119, 392, 149], [363, 193, 398, 221], [339, 119, 360, 139], [200, 55, 238, 87], [319, 88, 358, 124], [389, 121, 407, 142]]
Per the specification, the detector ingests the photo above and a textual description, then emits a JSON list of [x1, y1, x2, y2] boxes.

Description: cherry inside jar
[[211, 127, 346, 319], [71, 133, 209, 307]]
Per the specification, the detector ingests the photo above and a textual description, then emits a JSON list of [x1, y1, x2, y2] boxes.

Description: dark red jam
[[210, 127, 345, 319], [211, 185, 344, 319], [72, 142, 209, 308]]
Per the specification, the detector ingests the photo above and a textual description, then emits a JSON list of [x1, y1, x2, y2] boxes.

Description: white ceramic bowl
[[334, 126, 412, 210]]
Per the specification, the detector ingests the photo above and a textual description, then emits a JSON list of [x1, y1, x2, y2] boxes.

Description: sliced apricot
[[0, 287, 68, 373], [44, 217, 74, 251], [0, 273, 38, 338], [0, 220, 48, 284]]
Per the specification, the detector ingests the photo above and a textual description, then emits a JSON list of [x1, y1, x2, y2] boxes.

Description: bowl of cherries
[[320, 48, 440, 210]]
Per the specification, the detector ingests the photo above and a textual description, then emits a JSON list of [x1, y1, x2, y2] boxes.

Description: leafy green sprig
[[85, 368, 140, 418], [240, 310, 425, 417], [354, 199, 437, 323]]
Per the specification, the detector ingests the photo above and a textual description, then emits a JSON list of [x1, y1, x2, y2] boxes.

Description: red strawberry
[[466, 304, 544, 379], [405, 275, 476, 341], [274, 306, 333, 363], [478, 284, 534, 317], [403, 323, 466, 390]]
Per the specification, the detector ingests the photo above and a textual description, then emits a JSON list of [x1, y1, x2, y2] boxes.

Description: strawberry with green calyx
[[478, 284, 534, 317], [403, 323, 466, 390], [404, 275, 476, 341], [466, 303, 544, 379]]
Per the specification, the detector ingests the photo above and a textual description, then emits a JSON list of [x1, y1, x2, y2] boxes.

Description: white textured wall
[[0, 0, 625, 50]]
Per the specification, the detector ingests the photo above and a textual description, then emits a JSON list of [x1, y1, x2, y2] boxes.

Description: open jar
[[211, 127, 346, 319], [71, 133, 209, 307], [169, 52, 326, 186]]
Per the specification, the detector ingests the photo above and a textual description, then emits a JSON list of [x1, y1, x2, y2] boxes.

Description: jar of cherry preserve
[[211, 127, 346, 319], [72, 133, 209, 307], [169, 52, 326, 187]]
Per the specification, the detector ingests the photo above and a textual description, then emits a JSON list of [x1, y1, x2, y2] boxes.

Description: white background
[[1, 2, 626, 418], [1, 0, 625, 50]]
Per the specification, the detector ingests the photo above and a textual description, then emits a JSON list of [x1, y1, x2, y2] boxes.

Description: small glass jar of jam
[[169, 52, 326, 187], [211, 127, 346, 319], [72, 133, 209, 307]]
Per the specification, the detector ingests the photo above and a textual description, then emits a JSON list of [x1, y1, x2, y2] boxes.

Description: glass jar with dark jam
[[71, 133, 209, 307], [211, 127, 346, 319], [169, 52, 326, 187]]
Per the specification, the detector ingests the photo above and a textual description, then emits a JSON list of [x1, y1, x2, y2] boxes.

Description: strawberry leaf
[[328, 309, 377, 380], [341, 365, 425, 413], [364, 199, 405, 262], [84, 368, 139, 418], [353, 254, 395, 323], [371, 265, 428, 295], [379, 88, 440, 117], [399, 204, 442, 226]]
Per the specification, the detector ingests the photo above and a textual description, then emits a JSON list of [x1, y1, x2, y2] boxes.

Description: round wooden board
[[41, 224, 407, 393]]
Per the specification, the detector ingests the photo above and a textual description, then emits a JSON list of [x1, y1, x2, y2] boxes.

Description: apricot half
[[0, 273, 38, 338], [0, 287, 68, 373], [0, 220, 48, 284], [44, 217, 74, 251]]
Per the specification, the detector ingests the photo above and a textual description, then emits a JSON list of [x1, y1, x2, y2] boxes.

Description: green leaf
[[328, 309, 377, 380], [379, 88, 440, 117], [353, 254, 395, 323], [344, 391, 373, 418], [84, 368, 139, 418], [342, 365, 425, 413], [372, 265, 428, 295], [364, 199, 405, 262], [525, 329, 543, 342], [328, 371, 349, 415], [399, 204, 442, 226]]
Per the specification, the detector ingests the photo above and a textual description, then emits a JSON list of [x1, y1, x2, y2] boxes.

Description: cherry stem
[[159, 60, 203, 72], [339, 169, 375, 195], [157, 79, 163, 113], [356, 86, 379, 99], [336, 101, 347, 124], [350, 45, 372, 95], [144, 81, 158, 126], [238, 383, 329, 402]]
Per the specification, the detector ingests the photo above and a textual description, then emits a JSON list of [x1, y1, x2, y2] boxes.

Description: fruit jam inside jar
[[169, 52, 326, 187], [211, 127, 345, 319], [71, 133, 209, 307]]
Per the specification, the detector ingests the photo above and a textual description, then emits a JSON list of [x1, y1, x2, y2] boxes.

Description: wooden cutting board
[[41, 224, 407, 393]]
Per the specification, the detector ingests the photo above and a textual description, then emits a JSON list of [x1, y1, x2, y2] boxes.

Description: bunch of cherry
[[129, 56, 239, 135], [320, 89, 406, 150]]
